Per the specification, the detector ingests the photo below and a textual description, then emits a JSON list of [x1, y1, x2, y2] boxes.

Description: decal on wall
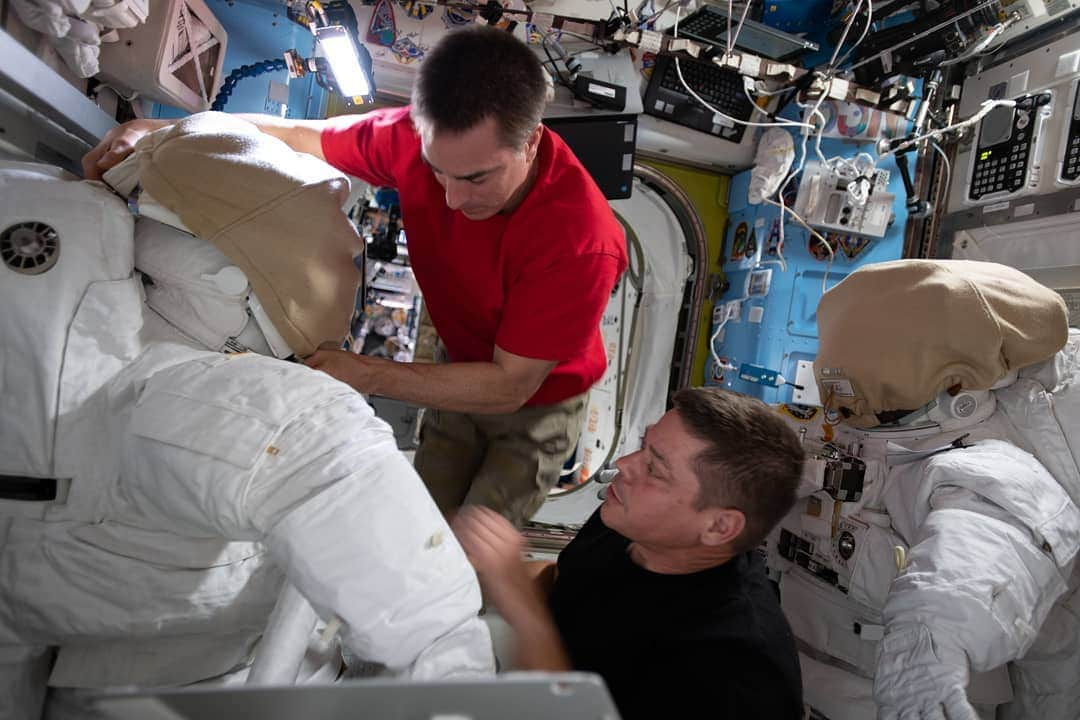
[[816, 99, 911, 141], [808, 233, 839, 261], [367, 0, 397, 46], [391, 35, 425, 62], [397, 0, 433, 20], [730, 221, 749, 261], [837, 233, 871, 260], [765, 218, 783, 257]]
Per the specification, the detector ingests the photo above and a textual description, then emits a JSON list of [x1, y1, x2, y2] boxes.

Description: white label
[[588, 83, 616, 99], [983, 201, 1011, 213], [713, 112, 735, 128], [820, 378, 855, 397], [865, 202, 889, 233], [1014, 203, 1035, 217], [638, 30, 662, 53]]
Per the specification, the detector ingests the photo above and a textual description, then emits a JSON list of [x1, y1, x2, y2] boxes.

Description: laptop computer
[[673, 4, 819, 61], [90, 673, 622, 720], [642, 53, 755, 143]]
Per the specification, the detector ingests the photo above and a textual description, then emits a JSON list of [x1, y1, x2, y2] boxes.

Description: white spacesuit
[[0, 114, 493, 719], [768, 260, 1080, 720]]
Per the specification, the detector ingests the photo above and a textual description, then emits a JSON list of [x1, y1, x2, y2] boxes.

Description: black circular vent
[[1, 221, 59, 275]]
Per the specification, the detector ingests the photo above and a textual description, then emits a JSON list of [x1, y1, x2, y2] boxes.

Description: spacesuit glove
[[873, 624, 979, 720]]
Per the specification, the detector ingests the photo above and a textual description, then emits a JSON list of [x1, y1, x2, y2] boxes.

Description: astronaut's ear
[[701, 508, 746, 548]]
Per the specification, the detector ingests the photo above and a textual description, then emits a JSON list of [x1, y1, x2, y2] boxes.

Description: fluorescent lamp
[[315, 26, 371, 98]]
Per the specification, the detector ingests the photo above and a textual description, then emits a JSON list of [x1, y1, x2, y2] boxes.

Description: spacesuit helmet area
[[107, 111, 365, 359], [814, 259, 1070, 430]]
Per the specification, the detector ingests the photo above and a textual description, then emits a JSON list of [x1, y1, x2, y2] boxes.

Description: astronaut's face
[[421, 116, 542, 221], [600, 410, 717, 549]]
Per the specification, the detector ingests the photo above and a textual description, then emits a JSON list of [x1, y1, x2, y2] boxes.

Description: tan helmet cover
[[815, 259, 1069, 428], [135, 112, 363, 357]]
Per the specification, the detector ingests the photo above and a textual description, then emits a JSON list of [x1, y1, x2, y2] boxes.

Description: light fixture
[[284, 0, 375, 107], [315, 25, 373, 100]]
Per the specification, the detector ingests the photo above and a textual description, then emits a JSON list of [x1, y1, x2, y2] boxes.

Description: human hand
[[81, 118, 171, 181], [304, 349, 387, 393], [874, 624, 979, 720], [452, 506, 526, 582]]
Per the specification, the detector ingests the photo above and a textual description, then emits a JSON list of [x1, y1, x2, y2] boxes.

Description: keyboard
[[642, 53, 753, 143]]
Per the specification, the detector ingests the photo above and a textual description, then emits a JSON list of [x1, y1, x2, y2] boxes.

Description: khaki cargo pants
[[414, 393, 588, 527]]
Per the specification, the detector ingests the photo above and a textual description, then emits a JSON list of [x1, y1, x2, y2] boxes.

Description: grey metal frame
[[0, 28, 114, 148]]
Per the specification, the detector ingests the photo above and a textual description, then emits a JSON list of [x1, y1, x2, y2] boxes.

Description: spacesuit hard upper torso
[[768, 339, 1080, 720], [0, 161, 494, 719]]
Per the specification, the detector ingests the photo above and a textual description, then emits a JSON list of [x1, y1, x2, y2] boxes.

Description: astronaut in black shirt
[[454, 387, 805, 719]]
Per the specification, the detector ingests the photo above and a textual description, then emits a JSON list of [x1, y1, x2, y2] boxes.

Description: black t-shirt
[[548, 510, 803, 720]]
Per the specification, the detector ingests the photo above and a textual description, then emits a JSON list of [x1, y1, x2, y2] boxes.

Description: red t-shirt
[[321, 106, 627, 406]]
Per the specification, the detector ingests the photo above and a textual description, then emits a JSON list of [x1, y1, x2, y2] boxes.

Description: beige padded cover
[[815, 259, 1069, 428], [135, 112, 363, 357]]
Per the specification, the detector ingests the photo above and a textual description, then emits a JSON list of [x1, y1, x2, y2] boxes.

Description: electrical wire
[[671, 6, 817, 130], [726, 0, 754, 58], [830, 0, 873, 71], [929, 140, 952, 205], [939, 20, 1008, 67], [709, 296, 748, 380], [765, 197, 836, 295], [880, 98, 1016, 158], [826, 0, 866, 70], [847, 0, 998, 72]]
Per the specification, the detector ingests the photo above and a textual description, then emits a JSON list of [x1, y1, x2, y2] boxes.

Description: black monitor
[[544, 113, 637, 200]]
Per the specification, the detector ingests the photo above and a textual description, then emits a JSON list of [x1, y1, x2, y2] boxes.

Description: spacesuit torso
[[769, 342, 1080, 719], [0, 159, 493, 720]]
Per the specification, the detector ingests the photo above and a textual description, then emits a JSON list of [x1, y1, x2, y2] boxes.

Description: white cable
[[880, 98, 1016, 158], [847, 0, 998, 72], [939, 21, 1006, 67], [725, 0, 733, 56], [672, 5, 816, 130], [929, 140, 952, 204], [765, 197, 835, 295], [826, 0, 865, 70], [727, 0, 753, 58], [743, 80, 768, 118], [709, 295, 748, 378], [830, 0, 873, 70]]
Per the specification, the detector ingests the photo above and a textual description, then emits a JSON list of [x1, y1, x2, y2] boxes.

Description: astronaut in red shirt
[[84, 25, 627, 525]]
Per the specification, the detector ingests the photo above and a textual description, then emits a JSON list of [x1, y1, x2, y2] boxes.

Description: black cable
[[541, 40, 574, 90], [211, 58, 288, 111]]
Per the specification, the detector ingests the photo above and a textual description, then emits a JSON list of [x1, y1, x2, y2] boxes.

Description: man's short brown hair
[[411, 25, 547, 148], [672, 387, 804, 553]]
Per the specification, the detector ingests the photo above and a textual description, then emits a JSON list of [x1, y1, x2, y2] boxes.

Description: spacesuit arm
[[82, 114, 330, 180], [875, 440, 1080, 718]]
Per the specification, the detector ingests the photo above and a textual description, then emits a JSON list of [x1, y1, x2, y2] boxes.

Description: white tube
[[247, 583, 319, 685]]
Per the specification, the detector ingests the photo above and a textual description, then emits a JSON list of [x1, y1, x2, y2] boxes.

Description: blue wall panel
[[706, 131, 908, 404], [153, 0, 328, 119]]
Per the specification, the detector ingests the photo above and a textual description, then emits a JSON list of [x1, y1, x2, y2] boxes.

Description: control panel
[[776, 514, 870, 595], [967, 92, 1052, 201], [794, 161, 895, 238], [1061, 79, 1080, 182]]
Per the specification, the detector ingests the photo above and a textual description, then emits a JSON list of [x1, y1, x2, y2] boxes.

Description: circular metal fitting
[[1, 222, 60, 275]]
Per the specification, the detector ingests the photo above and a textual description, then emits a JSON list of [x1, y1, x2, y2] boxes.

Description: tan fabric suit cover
[[815, 259, 1068, 427], [135, 111, 363, 357]]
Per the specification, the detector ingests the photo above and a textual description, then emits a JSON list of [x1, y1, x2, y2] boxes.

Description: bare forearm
[[484, 572, 571, 671], [234, 113, 329, 160], [362, 358, 538, 414]]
